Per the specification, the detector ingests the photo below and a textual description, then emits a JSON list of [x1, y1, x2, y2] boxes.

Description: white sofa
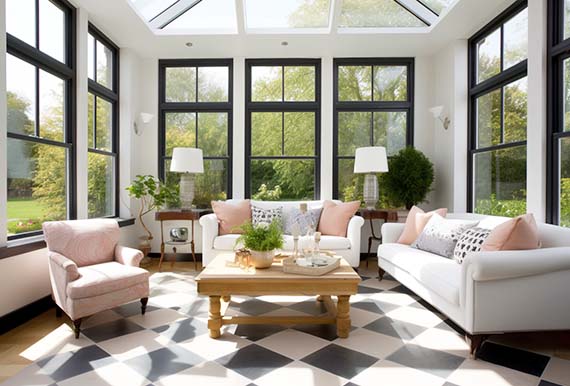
[[200, 200, 365, 267], [378, 213, 570, 357]]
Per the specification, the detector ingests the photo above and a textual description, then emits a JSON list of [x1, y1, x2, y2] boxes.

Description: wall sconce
[[134, 113, 154, 136], [429, 105, 450, 130]]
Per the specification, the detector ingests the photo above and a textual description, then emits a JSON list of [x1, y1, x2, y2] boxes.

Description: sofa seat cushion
[[378, 243, 461, 306], [213, 234, 351, 251], [67, 262, 149, 300]]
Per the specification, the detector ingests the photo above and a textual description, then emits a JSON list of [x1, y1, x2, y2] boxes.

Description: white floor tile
[[360, 278, 400, 291], [351, 359, 446, 386], [542, 357, 570, 386], [334, 329, 404, 359], [57, 361, 150, 386], [370, 291, 417, 307], [97, 330, 166, 361], [410, 326, 470, 358], [349, 307, 383, 328], [257, 295, 313, 306], [255, 361, 348, 386], [128, 308, 186, 329], [177, 333, 251, 361], [386, 306, 443, 328], [155, 361, 250, 386], [148, 292, 196, 309], [447, 358, 539, 386], [19, 324, 93, 362], [256, 329, 329, 360]]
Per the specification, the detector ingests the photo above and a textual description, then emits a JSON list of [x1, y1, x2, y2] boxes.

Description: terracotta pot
[[249, 250, 275, 269]]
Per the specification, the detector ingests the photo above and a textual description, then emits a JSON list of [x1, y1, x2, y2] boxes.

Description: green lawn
[[7, 198, 46, 222]]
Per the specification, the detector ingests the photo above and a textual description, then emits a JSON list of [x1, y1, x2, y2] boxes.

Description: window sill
[[0, 217, 135, 260]]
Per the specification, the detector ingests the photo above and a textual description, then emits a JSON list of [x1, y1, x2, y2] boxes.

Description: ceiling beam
[[396, 0, 438, 26], [148, 0, 202, 29], [330, 0, 343, 34], [235, 0, 246, 35]]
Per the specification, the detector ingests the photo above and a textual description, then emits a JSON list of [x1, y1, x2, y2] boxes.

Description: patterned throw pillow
[[251, 206, 283, 227], [282, 207, 322, 235], [411, 214, 479, 259], [453, 227, 492, 264]]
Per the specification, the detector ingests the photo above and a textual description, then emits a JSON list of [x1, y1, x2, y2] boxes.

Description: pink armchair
[[42, 219, 150, 338]]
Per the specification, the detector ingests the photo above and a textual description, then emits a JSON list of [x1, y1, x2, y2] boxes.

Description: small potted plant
[[126, 175, 178, 258], [236, 221, 284, 268]]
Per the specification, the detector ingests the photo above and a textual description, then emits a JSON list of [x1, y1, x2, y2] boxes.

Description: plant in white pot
[[236, 221, 284, 269]]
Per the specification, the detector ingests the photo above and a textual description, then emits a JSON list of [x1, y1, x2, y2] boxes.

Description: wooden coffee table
[[196, 254, 361, 339]]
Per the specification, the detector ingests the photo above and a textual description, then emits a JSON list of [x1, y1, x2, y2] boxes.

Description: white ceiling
[[70, 0, 515, 58]]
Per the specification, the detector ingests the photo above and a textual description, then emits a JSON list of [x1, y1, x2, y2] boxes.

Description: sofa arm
[[115, 245, 144, 267], [48, 252, 79, 310], [462, 247, 570, 282], [199, 213, 220, 267], [381, 223, 406, 244], [345, 215, 365, 267]]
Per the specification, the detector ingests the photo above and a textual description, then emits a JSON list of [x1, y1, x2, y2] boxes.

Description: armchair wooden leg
[[378, 267, 386, 281], [55, 306, 63, 318], [466, 334, 487, 359], [73, 319, 82, 339], [141, 297, 149, 315]]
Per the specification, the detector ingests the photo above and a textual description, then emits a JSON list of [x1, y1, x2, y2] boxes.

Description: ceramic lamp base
[[180, 173, 195, 210], [363, 173, 378, 209]]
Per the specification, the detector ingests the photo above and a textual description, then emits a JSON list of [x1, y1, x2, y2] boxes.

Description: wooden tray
[[282, 255, 341, 276]]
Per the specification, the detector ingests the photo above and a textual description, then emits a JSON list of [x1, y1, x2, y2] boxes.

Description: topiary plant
[[381, 147, 434, 210]]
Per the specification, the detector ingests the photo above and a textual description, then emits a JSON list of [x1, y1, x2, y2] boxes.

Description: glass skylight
[[130, 0, 178, 21], [418, 0, 453, 16], [164, 0, 237, 31], [339, 0, 426, 28], [245, 0, 331, 30]]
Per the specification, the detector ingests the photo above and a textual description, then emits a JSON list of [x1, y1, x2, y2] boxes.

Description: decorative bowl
[[169, 227, 188, 242]]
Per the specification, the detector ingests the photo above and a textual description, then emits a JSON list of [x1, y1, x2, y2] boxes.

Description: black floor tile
[[124, 345, 202, 382], [435, 319, 465, 337], [216, 344, 293, 380], [82, 318, 144, 342], [352, 299, 400, 315], [391, 284, 418, 297], [538, 381, 563, 386], [238, 298, 281, 316], [113, 301, 158, 317], [357, 285, 379, 294], [293, 323, 347, 341], [301, 344, 378, 379], [364, 316, 426, 341], [153, 317, 208, 343], [287, 300, 328, 316], [233, 324, 287, 341], [37, 345, 114, 382], [386, 344, 465, 379], [477, 342, 550, 377]]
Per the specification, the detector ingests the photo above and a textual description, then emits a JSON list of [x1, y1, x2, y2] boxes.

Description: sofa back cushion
[[397, 206, 448, 245], [481, 213, 540, 251], [212, 199, 252, 235], [42, 219, 119, 267], [283, 207, 322, 235], [318, 200, 360, 237], [412, 214, 479, 258]]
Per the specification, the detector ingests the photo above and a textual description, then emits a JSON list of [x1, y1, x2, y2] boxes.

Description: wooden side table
[[155, 210, 205, 272], [357, 209, 399, 265]]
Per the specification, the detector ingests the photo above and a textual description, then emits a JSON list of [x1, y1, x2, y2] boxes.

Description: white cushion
[[378, 243, 461, 305], [213, 234, 351, 251]]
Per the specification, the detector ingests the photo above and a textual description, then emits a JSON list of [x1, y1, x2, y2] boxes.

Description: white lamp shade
[[354, 146, 388, 173], [170, 148, 204, 174]]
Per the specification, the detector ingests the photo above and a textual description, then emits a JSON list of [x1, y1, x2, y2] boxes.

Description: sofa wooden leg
[[466, 334, 487, 359], [141, 297, 149, 315], [378, 267, 386, 281], [55, 306, 63, 318], [73, 319, 82, 339]]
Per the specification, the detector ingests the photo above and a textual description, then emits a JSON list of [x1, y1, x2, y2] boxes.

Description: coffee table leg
[[337, 295, 351, 338], [208, 296, 222, 338], [222, 295, 231, 303]]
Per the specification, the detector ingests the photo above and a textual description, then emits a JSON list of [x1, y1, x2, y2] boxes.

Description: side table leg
[[191, 240, 197, 271], [158, 243, 165, 273], [171, 246, 177, 270], [336, 295, 351, 338], [208, 295, 222, 338]]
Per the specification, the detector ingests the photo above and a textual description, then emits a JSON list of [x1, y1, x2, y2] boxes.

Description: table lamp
[[354, 146, 389, 209], [170, 147, 204, 210]]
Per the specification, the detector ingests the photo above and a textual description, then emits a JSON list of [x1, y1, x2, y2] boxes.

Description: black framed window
[[5, 0, 75, 240], [158, 59, 233, 208], [87, 25, 119, 218], [548, 0, 570, 227], [468, 1, 528, 216], [333, 58, 414, 202], [245, 59, 321, 200]]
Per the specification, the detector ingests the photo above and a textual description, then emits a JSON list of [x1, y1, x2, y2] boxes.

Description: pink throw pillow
[[211, 200, 252, 235], [397, 206, 448, 245], [481, 213, 540, 251], [318, 200, 360, 237]]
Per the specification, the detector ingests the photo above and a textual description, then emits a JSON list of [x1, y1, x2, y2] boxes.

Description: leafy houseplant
[[236, 221, 284, 268], [382, 147, 434, 210], [126, 175, 178, 243]]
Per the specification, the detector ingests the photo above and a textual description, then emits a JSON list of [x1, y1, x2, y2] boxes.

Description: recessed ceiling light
[[185, 42, 193, 47], [281, 41, 289, 46]]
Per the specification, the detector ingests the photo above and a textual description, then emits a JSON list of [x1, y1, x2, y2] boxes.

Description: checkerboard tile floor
[[3, 269, 570, 386]]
